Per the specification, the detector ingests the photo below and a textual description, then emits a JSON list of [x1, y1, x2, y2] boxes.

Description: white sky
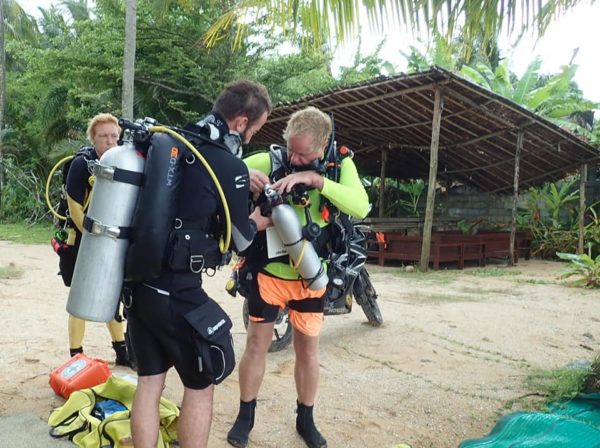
[[333, 1, 600, 103], [22, 0, 600, 103]]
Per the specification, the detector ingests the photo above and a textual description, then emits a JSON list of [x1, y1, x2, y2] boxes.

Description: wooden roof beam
[[266, 81, 447, 124], [449, 76, 600, 156], [439, 147, 511, 190]]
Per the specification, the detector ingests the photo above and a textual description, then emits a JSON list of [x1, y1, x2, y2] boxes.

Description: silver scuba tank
[[265, 185, 329, 290], [67, 142, 145, 322]]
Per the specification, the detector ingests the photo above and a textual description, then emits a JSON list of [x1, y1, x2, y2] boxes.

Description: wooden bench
[[477, 231, 533, 262], [433, 233, 486, 267], [516, 231, 533, 260], [367, 231, 533, 269], [362, 217, 459, 234], [369, 233, 465, 270], [366, 230, 532, 269]]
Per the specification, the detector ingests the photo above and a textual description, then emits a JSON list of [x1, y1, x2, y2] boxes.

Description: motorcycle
[[239, 220, 383, 352]]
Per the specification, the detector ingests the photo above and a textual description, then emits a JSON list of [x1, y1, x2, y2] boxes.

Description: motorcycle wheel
[[242, 298, 293, 352], [353, 269, 383, 326]]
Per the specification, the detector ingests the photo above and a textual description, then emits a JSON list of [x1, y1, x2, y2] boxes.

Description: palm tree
[[201, 0, 583, 52], [122, 0, 136, 119], [0, 0, 5, 209], [60, 0, 91, 22]]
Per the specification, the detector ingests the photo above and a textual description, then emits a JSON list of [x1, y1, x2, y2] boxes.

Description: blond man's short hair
[[86, 113, 120, 143], [283, 107, 332, 152]]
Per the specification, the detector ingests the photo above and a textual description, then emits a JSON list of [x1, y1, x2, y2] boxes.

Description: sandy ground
[[0, 240, 598, 448]]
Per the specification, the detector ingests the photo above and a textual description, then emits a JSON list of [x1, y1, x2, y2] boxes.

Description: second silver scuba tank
[[67, 142, 145, 322], [264, 185, 329, 290]]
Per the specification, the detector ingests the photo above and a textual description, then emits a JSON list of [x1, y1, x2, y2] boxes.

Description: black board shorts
[[126, 279, 213, 390]]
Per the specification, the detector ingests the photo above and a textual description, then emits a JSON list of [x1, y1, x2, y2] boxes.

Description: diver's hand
[[249, 169, 270, 201], [249, 206, 271, 232], [272, 171, 324, 194]]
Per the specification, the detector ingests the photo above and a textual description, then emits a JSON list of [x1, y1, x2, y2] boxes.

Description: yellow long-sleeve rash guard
[[244, 151, 370, 279]]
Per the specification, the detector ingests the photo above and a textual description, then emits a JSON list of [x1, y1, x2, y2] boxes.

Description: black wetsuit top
[[65, 148, 98, 242], [127, 135, 256, 388]]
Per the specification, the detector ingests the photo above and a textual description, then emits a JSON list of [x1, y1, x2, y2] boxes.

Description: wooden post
[[509, 131, 523, 267], [420, 88, 444, 272], [578, 163, 588, 254], [378, 148, 388, 218]]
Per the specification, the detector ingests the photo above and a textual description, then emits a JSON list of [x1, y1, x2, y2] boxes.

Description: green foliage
[[542, 180, 579, 227], [242, 47, 338, 103], [525, 365, 592, 403], [0, 262, 23, 279], [381, 268, 456, 285], [516, 179, 599, 259], [585, 205, 600, 255], [364, 177, 428, 217], [0, 156, 48, 223], [2, 0, 393, 222], [396, 179, 424, 217], [0, 223, 55, 244], [469, 267, 520, 277], [403, 38, 600, 141], [583, 355, 600, 393], [557, 252, 600, 288]]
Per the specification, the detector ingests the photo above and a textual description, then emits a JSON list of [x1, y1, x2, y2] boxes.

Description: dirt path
[[0, 240, 598, 447]]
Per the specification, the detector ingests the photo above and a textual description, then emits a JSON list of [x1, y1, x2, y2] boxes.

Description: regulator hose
[[45, 155, 73, 221], [45, 154, 94, 222]]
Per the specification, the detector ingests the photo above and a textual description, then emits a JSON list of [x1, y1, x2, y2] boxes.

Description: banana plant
[[512, 57, 541, 104], [557, 252, 600, 288], [397, 179, 425, 217], [543, 179, 579, 227]]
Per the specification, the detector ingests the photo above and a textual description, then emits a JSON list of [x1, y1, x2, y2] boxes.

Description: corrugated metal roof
[[252, 67, 599, 193]]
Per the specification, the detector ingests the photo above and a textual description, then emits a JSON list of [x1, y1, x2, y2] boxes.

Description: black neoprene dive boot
[[112, 340, 136, 370], [227, 399, 257, 448], [69, 346, 83, 357], [296, 401, 327, 448]]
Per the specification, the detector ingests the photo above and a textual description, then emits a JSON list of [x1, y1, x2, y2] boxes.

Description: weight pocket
[[183, 299, 235, 384], [167, 229, 219, 273]]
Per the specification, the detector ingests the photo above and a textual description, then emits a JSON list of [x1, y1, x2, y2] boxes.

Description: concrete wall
[[427, 180, 600, 229], [434, 189, 518, 225]]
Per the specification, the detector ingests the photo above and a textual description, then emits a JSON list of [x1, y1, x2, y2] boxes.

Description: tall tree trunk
[[0, 0, 6, 214], [122, 0, 137, 120]]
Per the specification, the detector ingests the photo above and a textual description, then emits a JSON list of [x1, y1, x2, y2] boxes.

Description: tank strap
[[288, 297, 324, 313], [94, 163, 144, 186], [173, 217, 212, 230], [83, 216, 133, 240]]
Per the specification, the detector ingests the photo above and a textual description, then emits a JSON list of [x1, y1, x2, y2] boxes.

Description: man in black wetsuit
[[126, 80, 272, 448]]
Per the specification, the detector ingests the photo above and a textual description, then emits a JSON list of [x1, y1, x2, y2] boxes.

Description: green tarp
[[460, 394, 600, 448]]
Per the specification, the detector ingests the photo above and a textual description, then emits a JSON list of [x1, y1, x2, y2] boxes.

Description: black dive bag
[[184, 298, 235, 384], [125, 133, 185, 282]]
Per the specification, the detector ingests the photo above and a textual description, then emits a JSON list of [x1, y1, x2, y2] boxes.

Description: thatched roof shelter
[[253, 66, 599, 194], [252, 67, 600, 269]]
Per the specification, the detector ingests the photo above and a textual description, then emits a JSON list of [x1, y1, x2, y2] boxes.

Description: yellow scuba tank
[[67, 142, 145, 322]]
